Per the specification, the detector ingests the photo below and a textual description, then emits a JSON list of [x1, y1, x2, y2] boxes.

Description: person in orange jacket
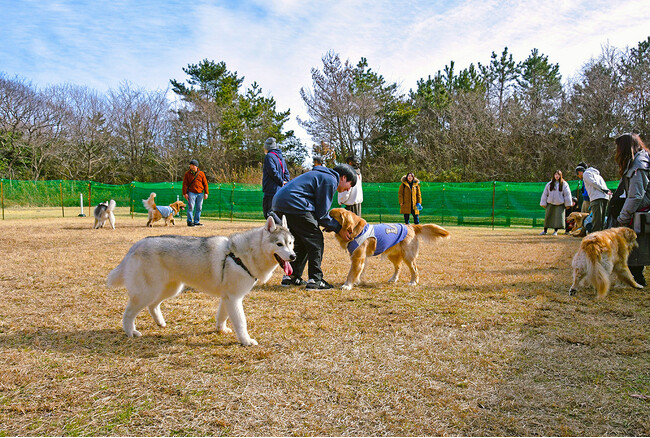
[[182, 159, 209, 227]]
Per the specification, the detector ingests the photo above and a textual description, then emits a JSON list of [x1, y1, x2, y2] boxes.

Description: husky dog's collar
[[224, 252, 256, 281]]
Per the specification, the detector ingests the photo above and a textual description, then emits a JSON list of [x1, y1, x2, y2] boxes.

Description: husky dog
[[329, 208, 450, 290], [107, 216, 295, 346], [142, 192, 186, 227], [570, 227, 643, 298], [93, 200, 116, 229]]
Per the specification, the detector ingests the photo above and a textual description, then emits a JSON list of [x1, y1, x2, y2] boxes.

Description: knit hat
[[190, 159, 199, 167], [264, 137, 276, 150], [575, 162, 587, 174]]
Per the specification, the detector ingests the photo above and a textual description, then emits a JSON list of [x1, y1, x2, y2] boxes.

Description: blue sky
[[1, 0, 649, 146]]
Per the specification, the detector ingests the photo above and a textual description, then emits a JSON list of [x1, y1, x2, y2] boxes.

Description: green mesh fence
[[0, 178, 620, 227]]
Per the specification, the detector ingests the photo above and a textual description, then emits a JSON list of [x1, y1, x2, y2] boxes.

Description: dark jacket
[[262, 148, 290, 196], [271, 166, 342, 232]]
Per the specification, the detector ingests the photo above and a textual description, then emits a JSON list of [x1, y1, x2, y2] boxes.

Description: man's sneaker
[[306, 279, 334, 290], [552, 230, 558, 236], [281, 275, 307, 287], [187, 222, 194, 227], [193, 222, 204, 226]]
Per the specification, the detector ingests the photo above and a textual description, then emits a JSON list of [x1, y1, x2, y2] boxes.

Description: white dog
[[93, 200, 116, 229], [107, 216, 295, 346]]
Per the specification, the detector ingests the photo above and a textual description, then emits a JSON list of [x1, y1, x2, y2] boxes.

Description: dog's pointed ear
[[282, 215, 288, 228], [265, 215, 276, 232]]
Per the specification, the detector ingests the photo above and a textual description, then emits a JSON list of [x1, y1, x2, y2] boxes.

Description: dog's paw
[[633, 283, 644, 289], [408, 281, 418, 286], [126, 330, 142, 338], [341, 283, 353, 290], [241, 338, 258, 347], [217, 326, 233, 334]]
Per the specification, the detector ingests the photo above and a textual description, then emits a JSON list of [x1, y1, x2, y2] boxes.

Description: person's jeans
[[186, 192, 204, 224]]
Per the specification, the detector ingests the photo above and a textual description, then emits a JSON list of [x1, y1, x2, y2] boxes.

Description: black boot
[[629, 265, 646, 287]]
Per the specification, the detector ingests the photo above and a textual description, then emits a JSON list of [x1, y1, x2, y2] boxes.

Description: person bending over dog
[[271, 163, 357, 290]]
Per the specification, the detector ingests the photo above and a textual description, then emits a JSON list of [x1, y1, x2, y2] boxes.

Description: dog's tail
[[107, 199, 116, 212], [106, 262, 125, 288], [142, 192, 156, 211], [412, 224, 450, 242], [582, 239, 610, 298]]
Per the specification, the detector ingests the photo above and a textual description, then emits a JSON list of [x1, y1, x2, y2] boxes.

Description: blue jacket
[[262, 148, 290, 196], [272, 166, 342, 232]]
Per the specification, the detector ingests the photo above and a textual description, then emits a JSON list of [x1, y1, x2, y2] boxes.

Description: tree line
[[1, 37, 648, 184]]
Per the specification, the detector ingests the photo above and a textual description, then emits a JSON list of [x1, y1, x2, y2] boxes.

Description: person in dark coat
[[262, 137, 290, 219], [271, 164, 357, 290]]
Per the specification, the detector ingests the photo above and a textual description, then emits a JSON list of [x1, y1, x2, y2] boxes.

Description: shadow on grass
[[0, 327, 251, 359]]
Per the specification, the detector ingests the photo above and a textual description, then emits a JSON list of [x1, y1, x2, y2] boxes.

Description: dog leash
[[222, 251, 257, 281]]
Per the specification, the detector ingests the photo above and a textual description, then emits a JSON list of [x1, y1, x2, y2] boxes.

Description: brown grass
[[0, 213, 648, 436]]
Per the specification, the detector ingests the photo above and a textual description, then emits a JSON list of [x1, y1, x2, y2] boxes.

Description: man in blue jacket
[[272, 164, 357, 290], [262, 137, 290, 219]]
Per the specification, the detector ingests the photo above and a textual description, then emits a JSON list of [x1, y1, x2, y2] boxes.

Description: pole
[[88, 182, 92, 217], [1, 179, 4, 220], [230, 183, 235, 222], [60, 181, 64, 218], [78, 193, 86, 217], [378, 185, 381, 223], [492, 181, 496, 230], [130, 183, 134, 219]]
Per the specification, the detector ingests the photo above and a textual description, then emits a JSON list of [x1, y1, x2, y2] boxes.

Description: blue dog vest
[[347, 223, 408, 256], [156, 205, 174, 218]]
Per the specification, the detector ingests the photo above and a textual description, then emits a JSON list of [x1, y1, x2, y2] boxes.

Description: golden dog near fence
[[569, 227, 644, 299], [142, 192, 186, 227], [329, 208, 450, 290]]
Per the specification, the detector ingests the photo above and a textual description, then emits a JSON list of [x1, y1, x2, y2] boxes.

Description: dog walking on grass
[[107, 216, 295, 346]]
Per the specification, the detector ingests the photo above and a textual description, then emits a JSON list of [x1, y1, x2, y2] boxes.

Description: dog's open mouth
[[274, 254, 293, 276]]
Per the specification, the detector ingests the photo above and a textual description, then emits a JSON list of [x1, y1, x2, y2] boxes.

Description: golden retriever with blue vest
[[329, 208, 449, 290]]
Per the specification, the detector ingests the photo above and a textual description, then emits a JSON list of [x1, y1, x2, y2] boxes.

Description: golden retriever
[[142, 192, 186, 227], [329, 208, 450, 290], [566, 211, 590, 237], [569, 227, 643, 299]]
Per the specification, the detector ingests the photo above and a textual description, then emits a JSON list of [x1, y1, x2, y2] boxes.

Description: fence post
[[130, 183, 134, 219], [230, 183, 235, 222], [88, 182, 92, 217], [1, 179, 4, 220], [442, 184, 445, 225], [60, 181, 64, 217], [378, 185, 382, 223], [492, 181, 496, 230]]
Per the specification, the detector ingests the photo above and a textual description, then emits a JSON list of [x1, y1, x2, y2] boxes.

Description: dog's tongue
[[283, 261, 293, 276]]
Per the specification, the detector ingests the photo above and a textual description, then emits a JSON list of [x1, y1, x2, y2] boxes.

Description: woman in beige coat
[[398, 172, 422, 224]]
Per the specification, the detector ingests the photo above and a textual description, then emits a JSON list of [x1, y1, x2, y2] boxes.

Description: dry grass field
[[0, 210, 648, 436]]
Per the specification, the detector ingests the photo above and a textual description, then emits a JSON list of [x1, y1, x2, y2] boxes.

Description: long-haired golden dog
[[142, 192, 186, 227], [569, 227, 643, 299], [329, 208, 450, 290], [566, 211, 590, 237]]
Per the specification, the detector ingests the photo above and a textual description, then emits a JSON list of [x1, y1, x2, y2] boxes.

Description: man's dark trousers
[[277, 211, 324, 282]]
